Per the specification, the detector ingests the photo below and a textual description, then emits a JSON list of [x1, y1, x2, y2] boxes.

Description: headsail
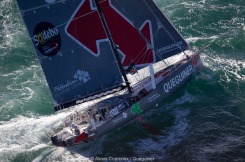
[[93, 0, 190, 69], [143, 0, 190, 58]]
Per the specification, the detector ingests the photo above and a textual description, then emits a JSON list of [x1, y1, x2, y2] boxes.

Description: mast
[[93, 0, 132, 93]]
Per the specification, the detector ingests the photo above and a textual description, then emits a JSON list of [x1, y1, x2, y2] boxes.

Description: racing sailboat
[[16, 0, 203, 147]]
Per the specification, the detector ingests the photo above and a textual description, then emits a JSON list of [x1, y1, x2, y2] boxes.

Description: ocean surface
[[0, 0, 244, 161]]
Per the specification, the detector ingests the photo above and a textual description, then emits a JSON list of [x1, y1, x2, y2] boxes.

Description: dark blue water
[[0, 0, 244, 161]]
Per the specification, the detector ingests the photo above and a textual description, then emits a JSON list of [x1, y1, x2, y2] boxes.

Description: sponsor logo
[[164, 65, 193, 93], [122, 112, 128, 119], [109, 107, 119, 117], [54, 70, 90, 92], [157, 41, 183, 54], [33, 22, 61, 56], [131, 102, 143, 115], [65, 0, 154, 67], [73, 70, 90, 83]]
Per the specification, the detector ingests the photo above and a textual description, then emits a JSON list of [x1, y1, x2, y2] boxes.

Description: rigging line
[[126, 16, 171, 67], [137, 46, 152, 68], [132, 49, 156, 84], [133, 48, 151, 81], [136, 26, 169, 66], [132, 45, 150, 65], [137, 52, 152, 81], [140, 32, 170, 67]]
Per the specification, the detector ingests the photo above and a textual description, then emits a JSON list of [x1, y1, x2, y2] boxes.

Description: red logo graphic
[[65, 0, 154, 67]]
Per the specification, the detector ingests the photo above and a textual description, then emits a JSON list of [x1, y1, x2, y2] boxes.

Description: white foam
[[206, 55, 245, 82], [0, 111, 106, 161], [186, 35, 219, 43], [0, 113, 66, 151]]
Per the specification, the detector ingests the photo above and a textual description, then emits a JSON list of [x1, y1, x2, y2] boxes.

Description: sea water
[[0, 0, 244, 161]]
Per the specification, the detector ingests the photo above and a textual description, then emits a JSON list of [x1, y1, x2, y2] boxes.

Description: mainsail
[[17, 0, 126, 110], [16, 0, 190, 110]]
